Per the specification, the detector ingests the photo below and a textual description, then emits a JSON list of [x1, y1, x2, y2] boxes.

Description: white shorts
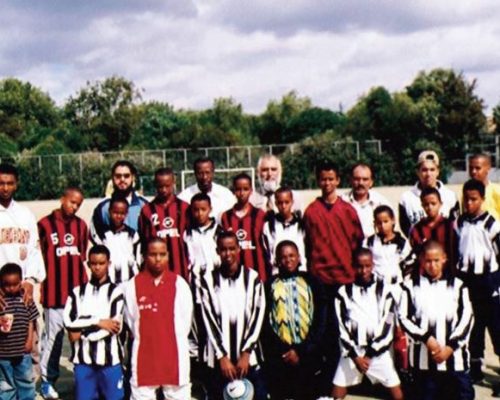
[[333, 352, 400, 388], [131, 383, 191, 400]]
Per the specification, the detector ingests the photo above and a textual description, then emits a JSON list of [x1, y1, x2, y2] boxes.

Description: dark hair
[[111, 160, 137, 176], [144, 237, 168, 255], [0, 164, 19, 180], [216, 230, 238, 247], [315, 161, 339, 179], [352, 248, 373, 266], [350, 163, 374, 180], [193, 157, 214, 171], [88, 245, 111, 260], [275, 240, 299, 257], [420, 187, 441, 202], [63, 186, 84, 197], [191, 192, 211, 206], [154, 167, 175, 181], [373, 205, 395, 219], [463, 179, 485, 198], [0, 263, 22, 282], [232, 173, 252, 187], [420, 240, 444, 256], [469, 153, 491, 165], [109, 193, 129, 210], [274, 186, 293, 199]]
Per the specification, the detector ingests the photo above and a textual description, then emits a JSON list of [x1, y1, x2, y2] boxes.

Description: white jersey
[[178, 182, 235, 222]]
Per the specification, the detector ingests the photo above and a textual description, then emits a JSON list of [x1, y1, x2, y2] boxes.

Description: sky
[[2, 0, 500, 113]]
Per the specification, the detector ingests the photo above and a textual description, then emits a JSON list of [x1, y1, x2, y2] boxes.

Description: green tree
[[284, 107, 346, 142]]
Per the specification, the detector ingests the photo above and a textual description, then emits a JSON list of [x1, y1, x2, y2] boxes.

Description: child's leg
[[40, 308, 65, 385], [387, 385, 404, 400], [12, 354, 35, 400], [0, 358, 16, 400], [97, 364, 124, 400], [74, 364, 99, 400], [331, 385, 348, 399]]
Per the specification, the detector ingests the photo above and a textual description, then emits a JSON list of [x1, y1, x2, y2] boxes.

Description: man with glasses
[[91, 160, 148, 238]]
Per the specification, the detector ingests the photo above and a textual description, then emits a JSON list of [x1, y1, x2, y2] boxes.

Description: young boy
[[409, 187, 457, 274], [91, 195, 140, 284], [0, 263, 39, 400], [399, 240, 474, 399], [220, 173, 268, 281], [63, 245, 124, 400], [38, 186, 88, 399], [468, 153, 500, 220], [332, 248, 402, 400], [138, 167, 189, 279], [262, 187, 307, 275], [456, 179, 500, 382]]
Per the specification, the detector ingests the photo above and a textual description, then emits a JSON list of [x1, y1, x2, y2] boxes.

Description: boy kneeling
[[332, 248, 403, 400]]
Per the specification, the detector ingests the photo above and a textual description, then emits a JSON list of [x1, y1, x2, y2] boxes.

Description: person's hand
[[353, 356, 371, 373], [282, 349, 300, 366], [236, 351, 251, 378], [97, 319, 121, 334], [24, 340, 33, 353], [433, 346, 454, 364], [21, 281, 34, 306], [219, 356, 238, 381], [426, 336, 441, 354], [68, 331, 82, 343]]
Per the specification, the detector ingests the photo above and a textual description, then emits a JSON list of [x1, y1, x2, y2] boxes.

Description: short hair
[[154, 167, 175, 181], [144, 237, 168, 254], [463, 179, 485, 198], [420, 240, 445, 256], [350, 163, 374, 180], [111, 160, 137, 176], [373, 204, 394, 219], [0, 263, 22, 281], [109, 193, 129, 210], [63, 186, 84, 198], [274, 186, 293, 199], [0, 164, 18, 180], [88, 245, 110, 260], [191, 192, 211, 206], [275, 240, 299, 257], [216, 230, 238, 247], [420, 187, 441, 202], [352, 248, 373, 265], [232, 173, 252, 187], [315, 161, 339, 179], [193, 157, 214, 171], [469, 153, 491, 166]]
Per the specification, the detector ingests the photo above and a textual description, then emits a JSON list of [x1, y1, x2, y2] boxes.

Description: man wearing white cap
[[399, 150, 459, 237]]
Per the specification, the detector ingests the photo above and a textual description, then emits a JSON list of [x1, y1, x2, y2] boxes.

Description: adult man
[[341, 163, 391, 238], [250, 154, 301, 212], [0, 163, 45, 303], [399, 150, 459, 237], [468, 153, 500, 220], [123, 238, 193, 399], [178, 157, 235, 221], [91, 160, 147, 238]]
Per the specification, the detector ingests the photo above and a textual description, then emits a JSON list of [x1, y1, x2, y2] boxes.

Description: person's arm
[[365, 288, 396, 358], [446, 284, 474, 352], [335, 290, 362, 360], [398, 284, 432, 344], [24, 302, 39, 353], [25, 213, 46, 284], [85, 287, 124, 342], [240, 279, 266, 355]]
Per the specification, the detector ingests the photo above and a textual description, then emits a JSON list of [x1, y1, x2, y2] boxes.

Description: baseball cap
[[417, 150, 439, 167]]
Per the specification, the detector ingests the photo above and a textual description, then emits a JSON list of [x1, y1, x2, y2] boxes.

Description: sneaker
[[470, 360, 484, 384], [41, 381, 59, 399]]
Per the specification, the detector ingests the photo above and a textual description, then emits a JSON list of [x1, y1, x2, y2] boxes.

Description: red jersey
[[38, 210, 88, 308], [220, 205, 268, 281], [303, 197, 364, 285], [138, 197, 189, 279]]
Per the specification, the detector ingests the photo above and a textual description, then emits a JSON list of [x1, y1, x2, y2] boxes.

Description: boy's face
[[109, 201, 128, 228], [277, 244, 300, 274], [191, 199, 211, 226], [0, 173, 17, 203], [421, 194, 442, 220], [317, 170, 340, 196], [417, 161, 439, 188], [155, 174, 175, 201], [354, 254, 374, 284], [374, 211, 394, 236], [233, 178, 252, 205], [275, 191, 293, 218], [145, 241, 168, 276], [421, 247, 446, 280], [61, 190, 83, 218], [217, 237, 240, 271], [89, 253, 110, 283], [1, 273, 22, 296], [469, 158, 489, 183], [463, 189, 483, 216]]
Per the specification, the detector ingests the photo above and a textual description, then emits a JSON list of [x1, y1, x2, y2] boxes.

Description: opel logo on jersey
[[64, 234, 75, 245], [163, 217, 174, 228], [236, 229, 247, 241]]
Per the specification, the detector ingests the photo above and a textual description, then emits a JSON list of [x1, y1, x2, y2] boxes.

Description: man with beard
[[341, 163, 391, 238], [91, 160, 148, 238], [250, 154, 301, 213]]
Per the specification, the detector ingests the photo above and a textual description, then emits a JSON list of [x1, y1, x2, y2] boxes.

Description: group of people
[[0, 150, 499, 400]]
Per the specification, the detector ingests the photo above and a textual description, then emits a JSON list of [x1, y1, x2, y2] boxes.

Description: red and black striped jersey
[[220, 205, 268, 281], [38, 210, 89, 308], [138, 196, 189, 279]]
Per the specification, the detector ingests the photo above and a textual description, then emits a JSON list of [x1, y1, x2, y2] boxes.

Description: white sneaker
[[41, 382, 59, 399]]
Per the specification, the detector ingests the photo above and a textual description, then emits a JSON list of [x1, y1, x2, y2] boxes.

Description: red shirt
[[303, 197, 363, 285]]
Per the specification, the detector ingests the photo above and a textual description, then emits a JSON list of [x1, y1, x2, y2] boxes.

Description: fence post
[[79, 154, 83, 185], [162, 150, 166, 167], [355, 141, 360, 159], [247, 147, 252, 167], [226, 147, 230, 168], [58, 155, 62, 173], [183, 149, 188, 170]]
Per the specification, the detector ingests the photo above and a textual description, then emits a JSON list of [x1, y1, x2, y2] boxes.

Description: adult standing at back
[[341, 163, 391, 238], [91, 160, 148, 238], [399, 150, 459, 237], [468, 152, 500, 220], [178, 157, 235, 221]]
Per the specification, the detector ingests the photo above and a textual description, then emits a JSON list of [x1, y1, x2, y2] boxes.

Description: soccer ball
[[223, 379, 255, 400]]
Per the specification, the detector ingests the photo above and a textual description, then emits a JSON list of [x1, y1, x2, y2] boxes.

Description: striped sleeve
[[335, 289, 360, 358], [398, 284, 431, 343], [447, 283, 473, 350], [366, 290, 395, 357], [240, 276, 266, 353], [85, 286, 124, 342], [63, 286, 100, 331]]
